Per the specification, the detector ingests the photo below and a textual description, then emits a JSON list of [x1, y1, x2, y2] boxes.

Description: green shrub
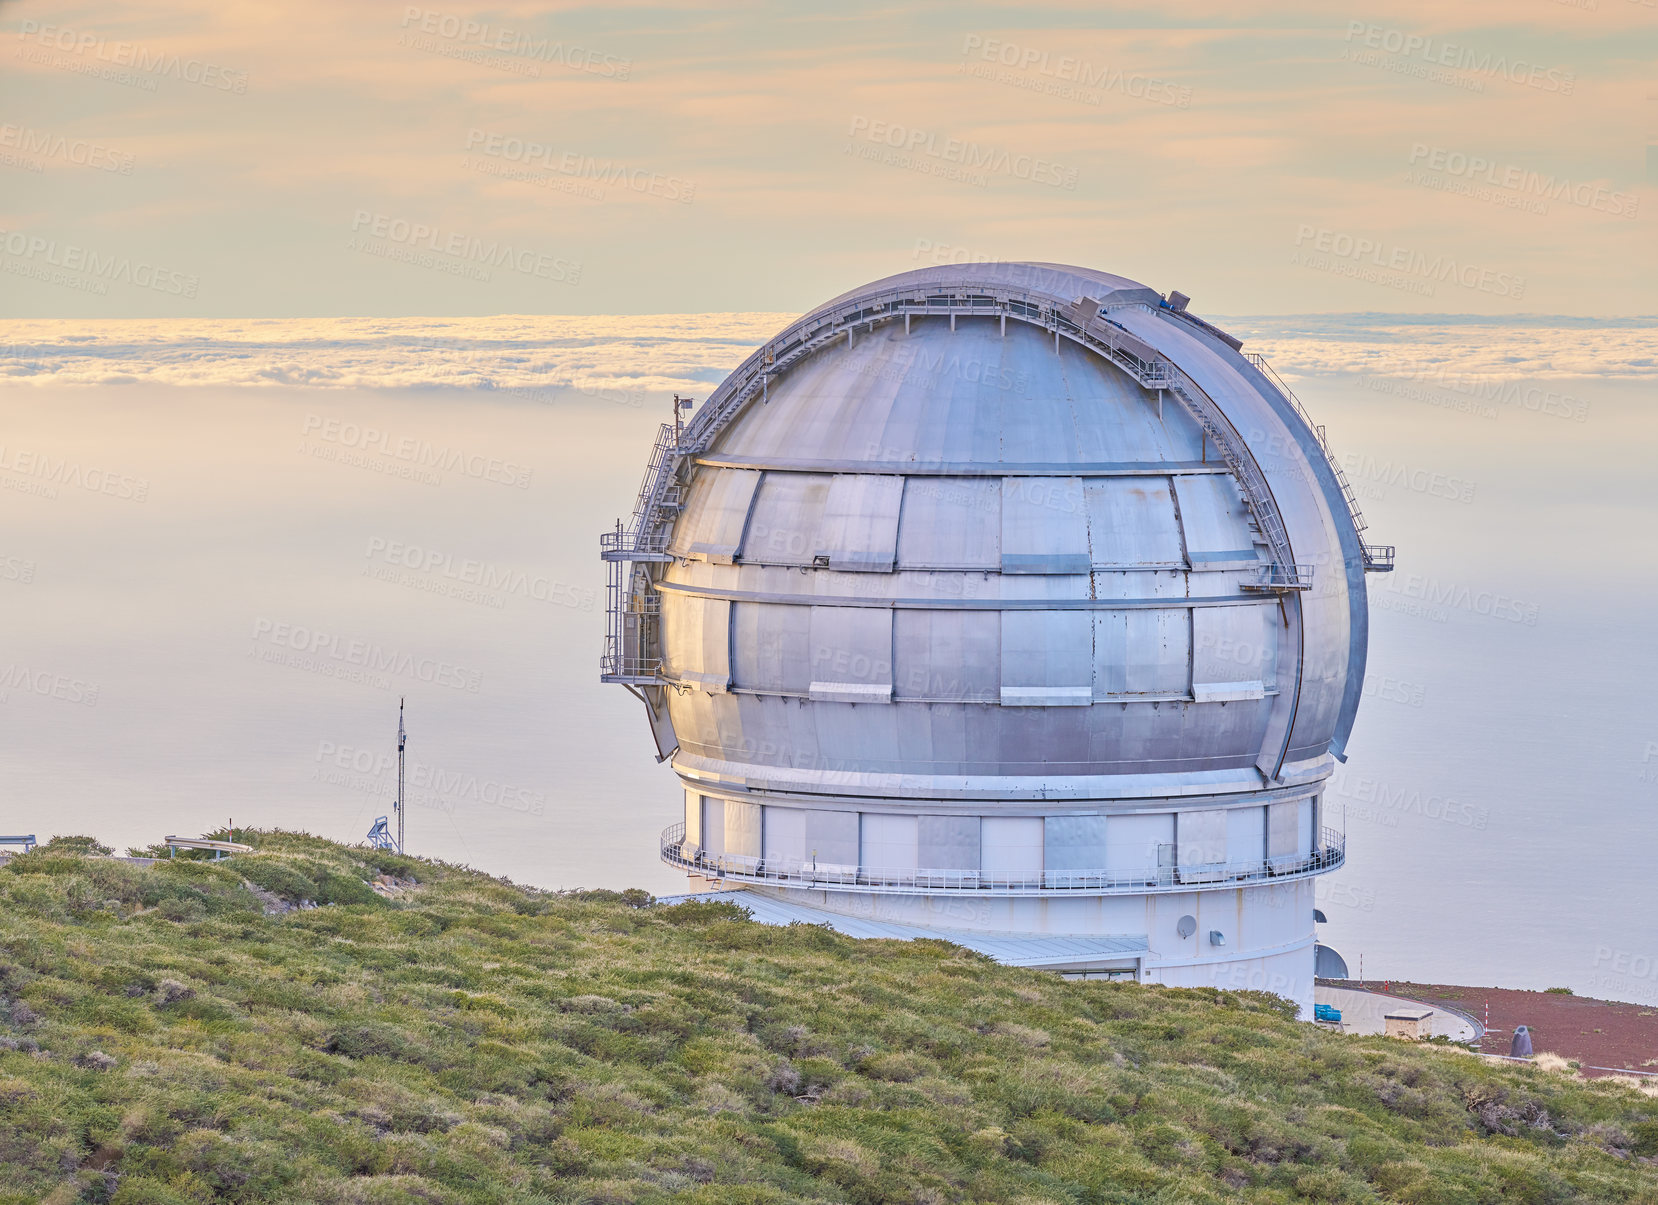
[[237, 858, 321, 903]]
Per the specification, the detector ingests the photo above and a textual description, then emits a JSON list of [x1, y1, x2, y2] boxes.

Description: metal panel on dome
[[742, 472, 832, 566], [893, 610, 999, 702], [1084, 478, 1185, 567], [896, 477, 1001, 569], [1001, 477, 1090, 574], [1001, 611, 1092, 706], [1192, 605, 1271, 702], [662, 595, 731, 691], [731, 602, 812, 694], [672, 468, 760, 563], [1093, 609, 1190, 698], [815, 474, 905, 571], [1173, 474, 1260, 565], [807, 606, 893, 703]]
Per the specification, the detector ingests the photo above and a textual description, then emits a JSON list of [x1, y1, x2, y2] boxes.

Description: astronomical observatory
[[600, 263, 1392, 1017]]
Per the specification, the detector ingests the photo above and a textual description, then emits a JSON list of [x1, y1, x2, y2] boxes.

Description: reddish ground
[[1327, 979, 1658, 1077]]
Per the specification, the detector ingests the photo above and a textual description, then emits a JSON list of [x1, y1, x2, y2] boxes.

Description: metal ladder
[[1246, 353, 1394, 573]]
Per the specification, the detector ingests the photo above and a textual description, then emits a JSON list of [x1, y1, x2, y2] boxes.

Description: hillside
[[0, 833, 1655, 1204]]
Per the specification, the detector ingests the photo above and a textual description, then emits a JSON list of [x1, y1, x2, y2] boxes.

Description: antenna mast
[[396, 698, 406, 854]]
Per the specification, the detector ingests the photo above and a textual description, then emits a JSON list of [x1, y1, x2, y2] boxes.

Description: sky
[[1, 0, 1654, 320]]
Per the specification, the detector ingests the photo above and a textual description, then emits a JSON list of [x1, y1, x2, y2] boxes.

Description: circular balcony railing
[[661, 823, 1344, 897]]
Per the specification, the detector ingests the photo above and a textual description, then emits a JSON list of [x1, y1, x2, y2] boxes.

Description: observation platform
[[662, 824, 1345, 897]]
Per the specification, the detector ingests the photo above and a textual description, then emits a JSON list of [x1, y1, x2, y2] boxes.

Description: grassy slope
[[0, 833, 1654, 1205]]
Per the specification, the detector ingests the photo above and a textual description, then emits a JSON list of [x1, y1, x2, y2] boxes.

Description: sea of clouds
[[0, 313, 1652, 391]]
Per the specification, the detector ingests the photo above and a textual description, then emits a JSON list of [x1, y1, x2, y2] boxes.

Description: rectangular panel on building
[[724, 800, 762, 863], [673, 468, 761, 563], [897, 477, 1001, 569], [1192, 605, 1270, 701], [893, 610, 999, 702], [861, 813, 919, 880], [731, 602, 812, 694], [662, 595, 731, 692], [1178, 808, 1228, 881], [1045, 815, 1108, 885], [808, 607, 894, 703], [806, 810, 859, 875], [982, 816, 1043, 881], [1001, 476, 1090, 573], [918, 816, 980, 876], [762, 806, 806, 867], [1001, 611, 1092, 706], [1094, 608, 1190, 697], [1084, 477, 1185, 567], [1173, 475, 1260, 567], [743, 472, 833, 565], [815, 474, 905, 571]]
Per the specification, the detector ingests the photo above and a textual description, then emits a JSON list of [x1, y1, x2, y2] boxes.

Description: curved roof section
[[808, 262, 1163, 320]]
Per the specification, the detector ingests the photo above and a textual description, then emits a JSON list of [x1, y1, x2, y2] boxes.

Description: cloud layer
[[0, 313, 1652, 391]]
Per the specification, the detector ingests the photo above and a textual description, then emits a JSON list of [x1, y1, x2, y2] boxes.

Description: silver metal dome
[[602, 263, 1392, 1012]]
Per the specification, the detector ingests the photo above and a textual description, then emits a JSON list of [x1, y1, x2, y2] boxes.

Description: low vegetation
[[0, 831, 1655, 1203]]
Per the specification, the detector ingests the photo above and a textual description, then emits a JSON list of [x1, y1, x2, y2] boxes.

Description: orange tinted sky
[[0, 0, 1652, 316]]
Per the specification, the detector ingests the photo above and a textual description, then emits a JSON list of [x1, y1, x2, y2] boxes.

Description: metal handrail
[[1242, 563, 1316, 592], [662, 822, 1346, 896], [600, 526, 673, 561], [1245, 353, 1391, 573]]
